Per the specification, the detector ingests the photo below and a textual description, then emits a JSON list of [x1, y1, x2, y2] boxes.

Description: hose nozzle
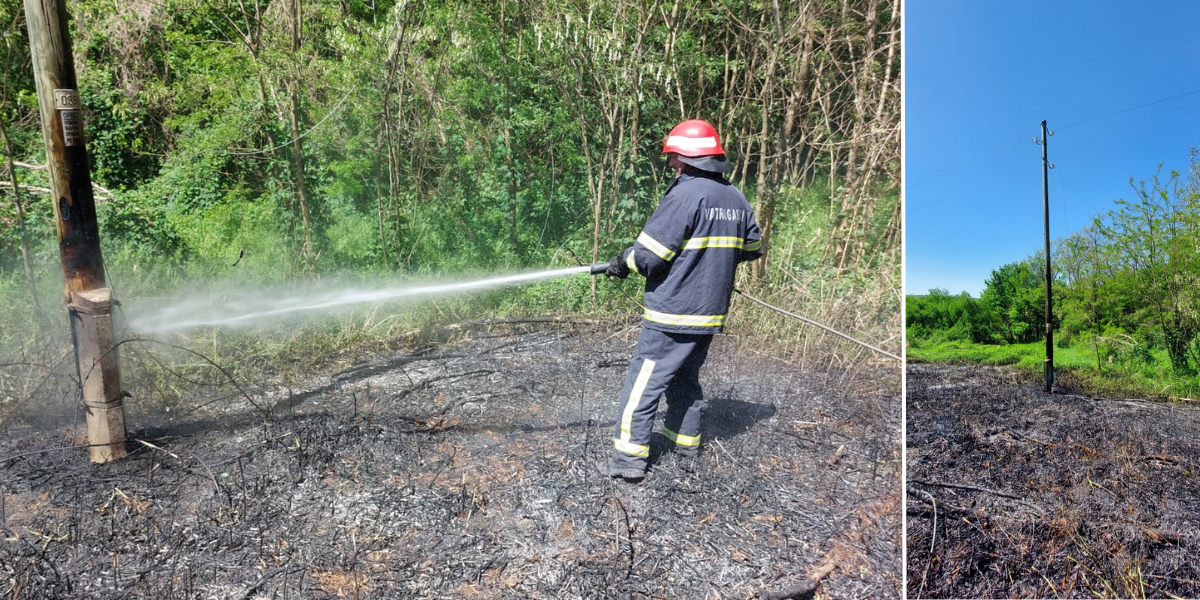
[[588, 262, 609, 275]]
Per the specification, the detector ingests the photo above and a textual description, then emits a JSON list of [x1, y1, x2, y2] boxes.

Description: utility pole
[[25, 0, 127, 462], [1040, 120, 1054, 393]]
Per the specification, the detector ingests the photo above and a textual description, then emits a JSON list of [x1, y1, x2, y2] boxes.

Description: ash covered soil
[[1, 324, 900, 599], [907, 363, 1200, 599]]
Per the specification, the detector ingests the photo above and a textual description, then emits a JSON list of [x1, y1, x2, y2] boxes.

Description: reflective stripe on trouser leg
[[616, 358, 656, 457], [610, 351, 658, 469], [660, 427, 700, 448], [662, 334, 713, 448], [610, 329, 714, 470]]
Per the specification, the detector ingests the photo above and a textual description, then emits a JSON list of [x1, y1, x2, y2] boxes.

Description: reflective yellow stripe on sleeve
[[637, 232, 677, 261], [643, 310, 725, 328], [682, 236, 744, 250], [661, 427, 700, 447], [625, 249, 638, 274], [743, 239, 762, 252]]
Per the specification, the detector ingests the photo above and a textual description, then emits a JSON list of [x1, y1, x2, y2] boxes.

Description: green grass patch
[[908, 337, 1200, 401], [907, 339, 1094, 368]]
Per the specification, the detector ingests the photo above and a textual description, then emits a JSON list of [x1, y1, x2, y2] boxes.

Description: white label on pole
[[60, 110, 84, 146], [53, 89, 81, 110]]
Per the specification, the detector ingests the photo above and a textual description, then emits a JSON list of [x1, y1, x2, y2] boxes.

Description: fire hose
[[733, 288, 901, 362], [586, 262, 900, 362]]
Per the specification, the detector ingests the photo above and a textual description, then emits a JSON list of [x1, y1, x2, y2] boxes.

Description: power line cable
[[906, 138, 1027, 188], [227, 82, 360, 156], [1057, 86, 1200, 131], [908, 87, 1200, 192], [908, 183, 996, 212]]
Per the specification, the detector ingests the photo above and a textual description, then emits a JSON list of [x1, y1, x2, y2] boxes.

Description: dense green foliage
[[1, 0, 899, 276], [908, 147, 1200, 398], [906, 258, 1063, 346], [904, 289, 994, 344], [0, 0, 901, 380]]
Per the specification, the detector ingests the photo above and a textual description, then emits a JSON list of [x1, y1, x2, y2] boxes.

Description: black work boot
[[600, 458, 646, 480]]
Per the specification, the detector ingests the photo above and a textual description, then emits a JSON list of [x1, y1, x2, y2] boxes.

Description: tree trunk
[[289, 87, 314, 265], [288, 0, 314, 266], [379, 14, 411, 267], [751, 88, 775, 279], [578, 114, 600, 306], [780, 26, 814, 185], [750, 1, 784, 279], [0, 117, 43, 324], [498, 0, 519, 250], [829, 0, 886, 270]]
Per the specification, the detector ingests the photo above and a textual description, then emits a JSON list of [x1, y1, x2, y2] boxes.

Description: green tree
[[981, 259, 1046, 344], [1096, 160, 1200, 375]]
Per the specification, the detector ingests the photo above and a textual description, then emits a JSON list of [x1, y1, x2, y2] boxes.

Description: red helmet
[[663, 119, 725, 157], [663, 119, 732, 173]]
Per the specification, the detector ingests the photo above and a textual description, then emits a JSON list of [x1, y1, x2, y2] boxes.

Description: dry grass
[[907, 363, 1200, 599], [1, 325, 900, 598]]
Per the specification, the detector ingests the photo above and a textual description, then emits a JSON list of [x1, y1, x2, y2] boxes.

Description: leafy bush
[[906, 289, 998, 344]]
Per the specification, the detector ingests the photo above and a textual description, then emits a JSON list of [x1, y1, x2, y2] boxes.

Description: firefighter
[[601, 119, 762, 480]]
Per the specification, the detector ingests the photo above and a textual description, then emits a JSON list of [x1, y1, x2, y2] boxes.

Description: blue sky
[[905, 2, 1200, 297]]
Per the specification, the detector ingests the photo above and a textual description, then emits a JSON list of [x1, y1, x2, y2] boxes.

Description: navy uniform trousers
[[609, 327, 714, 471]]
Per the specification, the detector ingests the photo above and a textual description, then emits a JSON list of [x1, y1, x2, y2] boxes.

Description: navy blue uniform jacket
[[624, 171, 762, 334]]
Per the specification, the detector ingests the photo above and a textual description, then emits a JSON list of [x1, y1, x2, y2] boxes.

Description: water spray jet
[[126, 264, 612, 335]]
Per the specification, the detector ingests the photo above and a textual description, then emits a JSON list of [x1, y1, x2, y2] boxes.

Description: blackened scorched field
[[906, 363, 1200, 599], [1, 323, 900, 599]]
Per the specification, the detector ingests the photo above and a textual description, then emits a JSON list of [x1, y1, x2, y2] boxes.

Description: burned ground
[[906, 363, 1200, 599], [1, 324, 900, 599]]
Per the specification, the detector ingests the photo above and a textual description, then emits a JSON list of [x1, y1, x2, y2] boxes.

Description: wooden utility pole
[[25, 0, 127, 462], [1040, 120, 1054, 393]]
